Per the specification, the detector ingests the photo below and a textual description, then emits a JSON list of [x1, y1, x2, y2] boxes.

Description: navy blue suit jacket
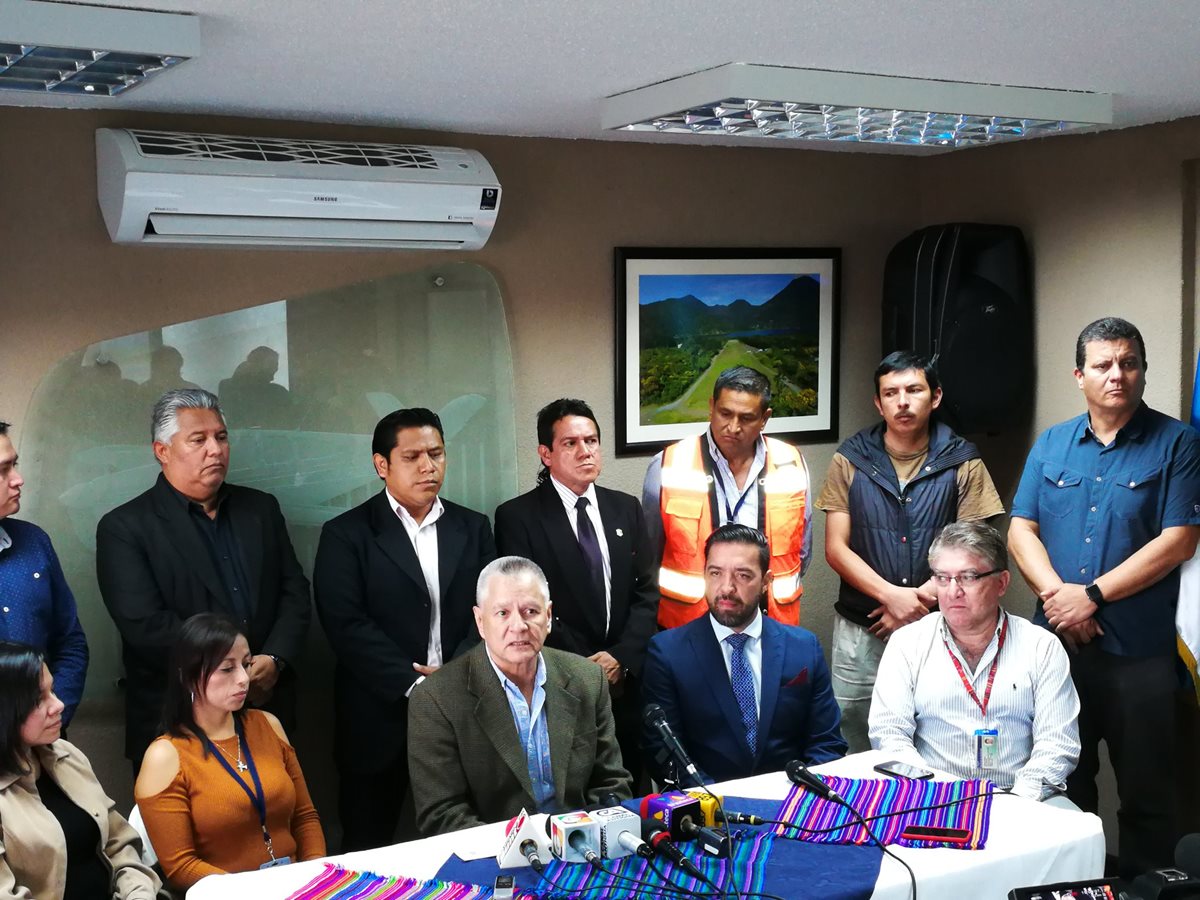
[[642, 614, 846, 784]]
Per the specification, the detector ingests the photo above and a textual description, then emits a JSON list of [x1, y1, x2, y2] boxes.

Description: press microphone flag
[[496, 808, 549, 870]]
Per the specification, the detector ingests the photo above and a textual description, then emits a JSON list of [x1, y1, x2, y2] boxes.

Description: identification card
[[259, 856, 292, 869], [975, 728, 999, 769]]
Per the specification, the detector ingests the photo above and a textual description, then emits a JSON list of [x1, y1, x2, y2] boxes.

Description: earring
[[190, 690, 195, 703]]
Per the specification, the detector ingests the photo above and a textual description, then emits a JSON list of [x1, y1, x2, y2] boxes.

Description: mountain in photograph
[[639, 275, 821, 347]]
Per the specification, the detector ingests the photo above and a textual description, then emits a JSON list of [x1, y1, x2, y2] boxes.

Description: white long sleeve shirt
[[868, 610, 1080, 800]]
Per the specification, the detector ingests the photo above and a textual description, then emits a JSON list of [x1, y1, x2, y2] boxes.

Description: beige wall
[[2, 105, 1197, 836]]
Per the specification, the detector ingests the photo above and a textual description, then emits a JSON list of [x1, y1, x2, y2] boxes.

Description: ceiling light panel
[[0, 0, 199, 96], [604, 64, 1113, 149]]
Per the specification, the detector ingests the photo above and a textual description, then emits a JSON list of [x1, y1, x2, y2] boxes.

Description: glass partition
[[17, 262, 517, 700]]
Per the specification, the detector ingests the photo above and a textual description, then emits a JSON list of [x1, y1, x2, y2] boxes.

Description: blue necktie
[[726, 632, 757, 754], [575, 497, 606, 609]]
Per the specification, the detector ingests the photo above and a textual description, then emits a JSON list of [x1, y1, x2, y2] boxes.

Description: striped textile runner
[[772, 777, 996, 849], [536, 828, 774, 898], [285, 863, 496, 899]]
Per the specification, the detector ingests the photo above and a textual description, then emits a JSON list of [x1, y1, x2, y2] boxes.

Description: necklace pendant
[[237, 760, 248, 772]]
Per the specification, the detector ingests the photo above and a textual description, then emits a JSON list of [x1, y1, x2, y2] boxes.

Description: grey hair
[[152, 389, 224, 444], [475, 556, 551, 607], [928, 521, 1008, 572]]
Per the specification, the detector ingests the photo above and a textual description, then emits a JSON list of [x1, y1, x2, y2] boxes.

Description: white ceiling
[[5, 0, 1200, 152]]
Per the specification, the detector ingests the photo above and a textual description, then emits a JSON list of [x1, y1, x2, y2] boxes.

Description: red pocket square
[[784, 668, 809, 688]]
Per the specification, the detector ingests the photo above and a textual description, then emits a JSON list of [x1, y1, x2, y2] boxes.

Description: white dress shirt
[[705, 431, 766, 529], [868, 610, 1081, 800], [548, 475, 612, 633], [385, 489, 445, 695], [0, 524, 10, 553], [708, 609, 764, 717]]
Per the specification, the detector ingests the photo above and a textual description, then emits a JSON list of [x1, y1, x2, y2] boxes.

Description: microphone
[[592, 806, 650, 860], [639, 791, 703, 841], [546, 812, 602, 868], [1177, 833, 1200, 877], [684, 789, 720, 827], [519, 839, 544, 872], [786, 759, 843, 804], [679, 815, 731, 859], [644, 704, 702, 786], [717, 809, 767, 826], [642, 818, 711, 884]]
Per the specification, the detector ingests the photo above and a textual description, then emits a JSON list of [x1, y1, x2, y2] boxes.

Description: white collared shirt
[[384, 489, 446, 670], [0, 524, 10, 554], [708, 609, 764, 717], [705, 431, 766, 529], [548, 475, 612, 633], [868, 610, 1081, 800]]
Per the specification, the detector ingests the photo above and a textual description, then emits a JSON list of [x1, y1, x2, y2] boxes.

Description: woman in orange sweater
[[135, 613, 325, 891]]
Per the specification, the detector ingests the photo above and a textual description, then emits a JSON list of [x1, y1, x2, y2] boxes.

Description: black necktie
[[575, 496, 606, 606]]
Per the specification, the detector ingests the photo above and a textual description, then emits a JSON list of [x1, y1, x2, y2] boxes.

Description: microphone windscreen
[[643, 703, 666, 726], [1177, 832, 1200, 877]]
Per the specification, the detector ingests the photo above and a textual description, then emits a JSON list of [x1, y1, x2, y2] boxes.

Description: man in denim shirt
[[1010, 317, 1200, 877]]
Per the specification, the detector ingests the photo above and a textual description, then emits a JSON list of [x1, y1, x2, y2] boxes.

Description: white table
[[187, 750, 1104, 900]]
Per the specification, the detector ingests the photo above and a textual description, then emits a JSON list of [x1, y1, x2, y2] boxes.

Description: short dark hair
[[1075, 317, 1147, 371], [161, 613, 244, 743], [874, 351, 940, 395], [704, 523, 770, 574], [0, 422, 9, 436], [535, 398, 600, 486], [712, 366, 771, 410], [0, 643, 47, 777], [371, 408, 445, 459]]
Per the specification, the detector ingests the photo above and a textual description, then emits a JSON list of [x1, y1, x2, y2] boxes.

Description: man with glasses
[[869, 522, 1080, 800]]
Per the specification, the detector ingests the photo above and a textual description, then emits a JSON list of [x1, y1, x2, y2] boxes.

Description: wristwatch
[[268, 654, 287, 673], [1084, 583, 1107, 608]]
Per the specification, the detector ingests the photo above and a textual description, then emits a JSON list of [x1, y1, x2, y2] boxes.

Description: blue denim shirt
[[485, 649, 555, 811], [1012, 403, 1200, 657]]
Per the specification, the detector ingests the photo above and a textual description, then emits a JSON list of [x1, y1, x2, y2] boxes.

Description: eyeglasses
[[930, 569, 1003, 587]]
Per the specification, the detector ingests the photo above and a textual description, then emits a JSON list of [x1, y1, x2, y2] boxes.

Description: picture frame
[[614, 247, 841, 455]]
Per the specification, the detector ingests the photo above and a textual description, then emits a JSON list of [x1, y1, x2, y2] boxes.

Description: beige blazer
[[0, 740, 160, 900]]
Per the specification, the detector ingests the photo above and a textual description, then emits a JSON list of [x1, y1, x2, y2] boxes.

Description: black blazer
[[96, 474, 311, 762], [494, 481, 658, 676], [313, 491, 495, 772]]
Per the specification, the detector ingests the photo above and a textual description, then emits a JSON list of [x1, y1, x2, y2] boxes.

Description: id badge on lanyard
[[944, 614, 1008, 772], [975, 729, 999, 769]]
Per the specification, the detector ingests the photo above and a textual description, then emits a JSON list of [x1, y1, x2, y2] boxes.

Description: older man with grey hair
[[868, 522, 1080, 801], [408, 556, 631, 835], [97, 388, 310, 770]]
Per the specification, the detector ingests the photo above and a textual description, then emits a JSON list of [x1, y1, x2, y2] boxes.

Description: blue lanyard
[[715, 472, 756, 523], [202, 717, 275, 860]]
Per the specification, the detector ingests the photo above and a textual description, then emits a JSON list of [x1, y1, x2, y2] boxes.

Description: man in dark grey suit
[[314, 407, 495, 851], [408, 556, 632, 836], [494, 398, 657, 781], [97, 389, 310, 771]]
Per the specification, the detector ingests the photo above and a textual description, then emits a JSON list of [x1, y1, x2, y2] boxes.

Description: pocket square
[[783, 667, 809, 688]]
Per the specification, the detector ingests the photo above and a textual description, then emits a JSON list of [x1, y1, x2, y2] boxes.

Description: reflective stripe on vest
[[658, 434, 808, 627]]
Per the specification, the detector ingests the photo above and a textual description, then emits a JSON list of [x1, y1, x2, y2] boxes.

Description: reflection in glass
[[18, 262, 517, 699]]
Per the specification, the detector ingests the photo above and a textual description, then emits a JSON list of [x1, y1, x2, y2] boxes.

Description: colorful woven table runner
[[772, 776, 996, 849], [285, 863, 498, 900]]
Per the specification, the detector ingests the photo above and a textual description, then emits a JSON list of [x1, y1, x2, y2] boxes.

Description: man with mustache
[[97, 389, 310, 772], [641, 524, 844, 785], [315, 407, 495, 850], [816, 351, 1003, 752], [1009, 317, 1200, 877]]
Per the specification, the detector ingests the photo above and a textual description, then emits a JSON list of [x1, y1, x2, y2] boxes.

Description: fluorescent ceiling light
[[603, 64, 1113, 149], [0, 0, 199, 96]]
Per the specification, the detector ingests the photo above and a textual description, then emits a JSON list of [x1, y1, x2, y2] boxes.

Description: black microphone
[[717, 809, 767, 826], [1177, 833, 1200, 877], [642, 818, 711, 884], [644, 703, 702, 786], [519, 838, 544, 872], [785, 759, 843, 804], [679, 814, 731, 858]]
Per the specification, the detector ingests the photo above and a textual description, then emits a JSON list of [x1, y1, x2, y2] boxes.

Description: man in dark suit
[[642, 524, 846, 785], [96, 389, 310, 771], [314, 407, 495, 851], [409, 555, 631, 835], [494, 398, 657, 781]]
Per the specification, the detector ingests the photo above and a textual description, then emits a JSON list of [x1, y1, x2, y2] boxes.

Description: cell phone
[[873, 759, 935, 780], [493, 874, 515, 899], [900, 824, 973, 844]]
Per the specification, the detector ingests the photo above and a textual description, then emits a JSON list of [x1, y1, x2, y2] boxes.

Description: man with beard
[[641, 524, 845, 785]]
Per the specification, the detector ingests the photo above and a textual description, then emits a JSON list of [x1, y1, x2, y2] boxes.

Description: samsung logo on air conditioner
[[313, 195, 338, 202]]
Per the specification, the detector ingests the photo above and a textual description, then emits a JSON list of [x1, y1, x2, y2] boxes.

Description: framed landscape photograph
[[614, 247, 840, 455]]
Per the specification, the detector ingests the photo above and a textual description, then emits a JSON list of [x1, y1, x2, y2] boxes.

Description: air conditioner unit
[[95, 128, 502, 250]]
